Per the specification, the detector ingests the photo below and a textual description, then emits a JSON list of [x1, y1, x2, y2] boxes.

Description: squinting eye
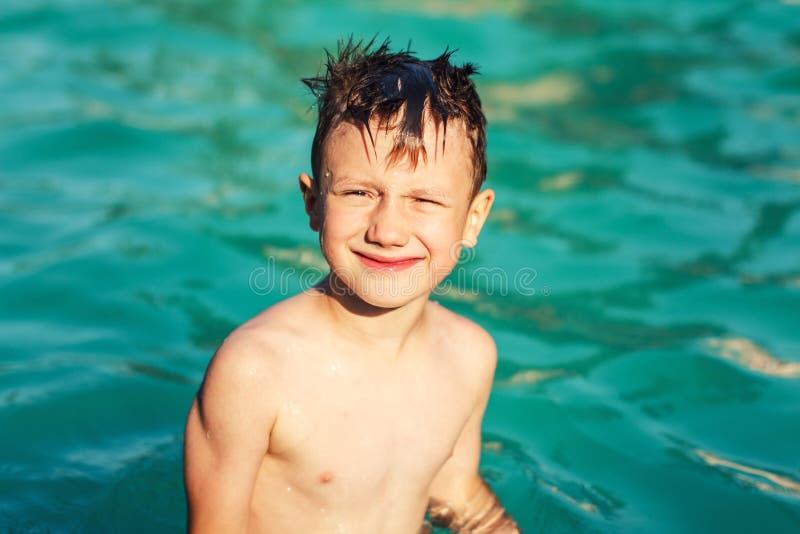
[[346, 190, 369, 197], [415, 197, 440, 205]]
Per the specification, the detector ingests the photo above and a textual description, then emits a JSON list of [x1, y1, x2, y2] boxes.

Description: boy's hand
[[426, 331, 521, 533], [429, 478, 521, 533]]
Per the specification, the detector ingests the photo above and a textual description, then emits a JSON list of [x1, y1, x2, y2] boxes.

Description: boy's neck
[[314, 275, 430, 357]]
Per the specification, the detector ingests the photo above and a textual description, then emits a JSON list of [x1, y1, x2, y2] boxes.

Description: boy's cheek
[[319, 207, 363, 235], [424, 229, 464, 267]]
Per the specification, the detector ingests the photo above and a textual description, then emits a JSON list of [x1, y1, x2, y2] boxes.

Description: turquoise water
[[2, 0, 800, 531]]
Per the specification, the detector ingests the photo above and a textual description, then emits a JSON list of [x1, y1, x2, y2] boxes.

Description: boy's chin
[[358, 291, 428, 310], [332, 281, 431, 311]]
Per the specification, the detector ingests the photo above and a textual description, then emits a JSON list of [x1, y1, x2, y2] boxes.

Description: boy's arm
[[427, 338, 520, 533], [183, 333, 277, 533]]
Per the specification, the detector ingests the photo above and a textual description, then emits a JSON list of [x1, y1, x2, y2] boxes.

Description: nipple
[[318, 470, 334, 484]]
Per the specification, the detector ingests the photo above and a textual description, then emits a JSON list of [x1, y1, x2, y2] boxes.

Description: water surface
[[2, 0, 800, 532]]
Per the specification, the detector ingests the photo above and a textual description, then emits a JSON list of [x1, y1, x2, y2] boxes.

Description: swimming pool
[[2, 0, 799, 531]]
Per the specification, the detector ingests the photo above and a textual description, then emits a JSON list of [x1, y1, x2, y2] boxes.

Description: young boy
[[183, 39, 520, 534]]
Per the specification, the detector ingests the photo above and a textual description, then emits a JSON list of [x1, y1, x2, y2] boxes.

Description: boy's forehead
[[320, 118, 473, 178]]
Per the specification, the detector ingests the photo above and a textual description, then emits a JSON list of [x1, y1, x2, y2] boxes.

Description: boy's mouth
[[353, 251, 423, 271]]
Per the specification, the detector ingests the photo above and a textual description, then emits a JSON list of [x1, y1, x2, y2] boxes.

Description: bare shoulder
[[194, 328, 280, 434], [236, 291, 312, 340], [427, 300, 497, 359], [203, 294, 326, 394], [427, 301, 498, 392], [195, 294, 313, 428], [203, 326, 278, 391]]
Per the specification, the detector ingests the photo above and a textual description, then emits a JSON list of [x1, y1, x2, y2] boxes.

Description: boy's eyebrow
[[329, 175, 375, 187], [407, 187, 449, 198]]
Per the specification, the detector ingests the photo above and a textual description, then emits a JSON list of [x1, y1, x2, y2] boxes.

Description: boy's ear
[[299, 173, 321, 232], [461, 188, 495, 248]]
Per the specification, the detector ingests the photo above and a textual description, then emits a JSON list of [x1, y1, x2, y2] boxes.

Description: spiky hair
[[302, 37, 487, 197]]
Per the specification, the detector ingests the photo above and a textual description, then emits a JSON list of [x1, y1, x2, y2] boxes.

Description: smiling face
[[299, 118, 494, 310]]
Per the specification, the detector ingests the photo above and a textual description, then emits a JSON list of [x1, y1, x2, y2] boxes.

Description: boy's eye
[[415, 197, 441, 206], [346, 190, 369, 197]]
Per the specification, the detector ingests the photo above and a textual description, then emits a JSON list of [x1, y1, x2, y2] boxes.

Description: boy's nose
[[365, 196, 409, 248]]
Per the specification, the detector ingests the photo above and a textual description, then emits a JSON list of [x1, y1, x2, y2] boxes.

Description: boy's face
[[299, 118, 494, 309]]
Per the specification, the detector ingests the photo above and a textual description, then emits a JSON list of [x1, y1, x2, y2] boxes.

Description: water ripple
[[694, 449, 800, 499], [703, 336, 800, 378]]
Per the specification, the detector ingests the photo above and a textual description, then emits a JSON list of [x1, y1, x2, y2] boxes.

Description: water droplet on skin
[[286, 402, 300, 416], [285, 342, 302, 354], [205, 430, 211, 439], [286, 485, 293, 493]]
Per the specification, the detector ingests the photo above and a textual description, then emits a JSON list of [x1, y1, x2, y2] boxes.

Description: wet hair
[[302, 37, 487, 197]]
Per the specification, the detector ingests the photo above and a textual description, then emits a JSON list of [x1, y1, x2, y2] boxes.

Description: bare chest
[[266, 352, 472, 503]]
